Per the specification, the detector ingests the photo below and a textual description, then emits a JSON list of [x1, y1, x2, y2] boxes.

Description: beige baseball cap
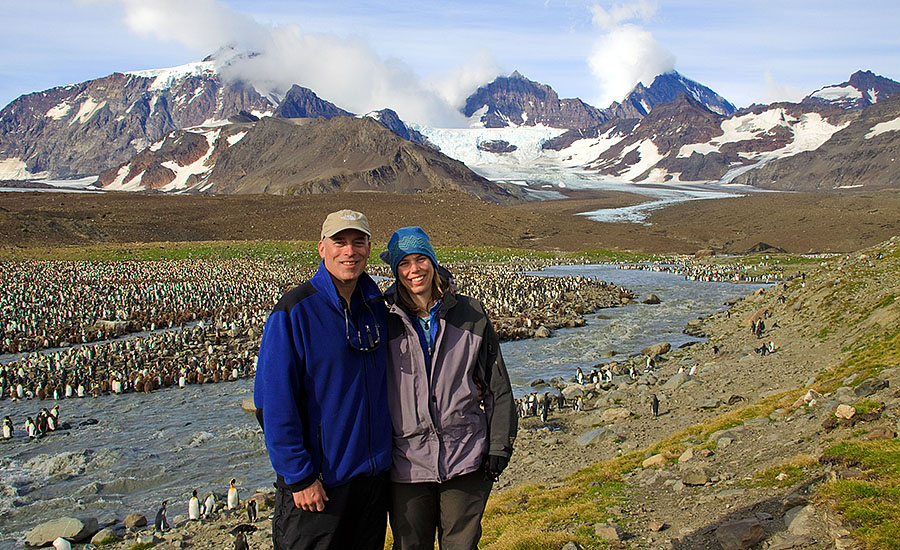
[[321, 209, 371, 240]]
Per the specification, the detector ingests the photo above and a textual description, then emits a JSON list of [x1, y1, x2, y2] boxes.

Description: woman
[[380, 226, 517, 550]]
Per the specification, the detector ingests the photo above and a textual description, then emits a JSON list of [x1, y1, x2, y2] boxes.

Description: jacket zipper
[[317, 424, 325, 480]]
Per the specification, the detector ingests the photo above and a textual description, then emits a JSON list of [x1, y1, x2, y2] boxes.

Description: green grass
[[745, 455, 818, 488], [128, 543, 156, 550], [0, 240, 323, 263], [818, 439, 900, 549]]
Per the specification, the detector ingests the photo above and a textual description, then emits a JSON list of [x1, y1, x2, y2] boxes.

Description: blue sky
[[2, 0, 898, 124]]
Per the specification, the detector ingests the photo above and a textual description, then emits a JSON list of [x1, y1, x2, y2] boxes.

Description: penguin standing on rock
[[155, 500, 170, 532], [650, 394, 660, 418], [188, 490, 201, 520], [247, 498, 258, 523], [227, 478, 239, 510], [203, 492, 216, 519]]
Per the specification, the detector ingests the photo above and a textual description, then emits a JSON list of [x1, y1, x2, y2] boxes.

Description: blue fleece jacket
[[254, 262, 391, 490]]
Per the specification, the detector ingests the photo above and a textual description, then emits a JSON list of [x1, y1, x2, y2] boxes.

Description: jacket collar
[[311, 260, 382, 312]]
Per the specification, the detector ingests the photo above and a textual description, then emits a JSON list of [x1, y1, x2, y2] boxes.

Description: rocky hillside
[[97, 116, 520, 202], [730, 93, 900, 190], [204, 116, 522, 202], [802, 69, 900, 111]]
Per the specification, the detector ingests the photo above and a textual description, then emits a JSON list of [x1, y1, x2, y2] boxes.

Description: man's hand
[[292, 479, 329, 512]]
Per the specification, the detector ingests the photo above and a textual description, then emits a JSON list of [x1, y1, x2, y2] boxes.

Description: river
[[0, 265, 763, 548]]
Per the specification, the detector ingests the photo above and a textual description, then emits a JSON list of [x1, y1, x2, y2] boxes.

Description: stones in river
[[642, 294, 661, 304], [25, 517, 99, 546]]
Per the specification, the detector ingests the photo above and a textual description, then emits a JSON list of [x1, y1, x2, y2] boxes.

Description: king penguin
[[188, 490, 201, 520], [227, 478, 239, 510], [203, 492, 216, 518], [651, 394, 660, 417], [247, 498, 258, 523], [2, 416, 12, 439], [155, 500, 170, 532]]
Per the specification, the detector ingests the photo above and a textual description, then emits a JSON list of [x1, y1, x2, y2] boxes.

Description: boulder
[[90, 528, 118, 545], [25, 517, 99, 546], [682, 468, 711, 486], [534, 326, 552, 338], [678, 447, 694, 463], [599, 350, 616, 358], [599, 407, 631, 423], [561, 543, 582, 550], [700, 398, 721, 409], [124, 513, 147, 529], [642, 454, 666, 468], [642, 294, 661, 305], [784, 505, 816, 537], [529, 378, 547, 388], [662, 372, 691, 391], [855, 378, 889, 397], [241, 397, 257, 413], [715, 518, 766, 550], [867, 426, 896, 440], [593, 523, 624, 541], [835, 404, 856, 419], [562, 385, 585, 399], [641, 342, 671, 356]]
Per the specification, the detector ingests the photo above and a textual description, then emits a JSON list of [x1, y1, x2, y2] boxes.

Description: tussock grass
[[817, 439, 900, 549], [746, 454, 818, 488]]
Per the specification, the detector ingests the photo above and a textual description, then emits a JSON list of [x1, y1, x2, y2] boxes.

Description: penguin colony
[[616, 259, 789, 283], [1, 258, 632, 411]]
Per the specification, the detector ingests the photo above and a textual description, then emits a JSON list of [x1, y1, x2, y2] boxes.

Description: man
[[254, 209, 391, 549]]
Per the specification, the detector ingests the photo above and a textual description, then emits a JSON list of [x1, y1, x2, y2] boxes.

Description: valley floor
[[2, 188, 900, 255]]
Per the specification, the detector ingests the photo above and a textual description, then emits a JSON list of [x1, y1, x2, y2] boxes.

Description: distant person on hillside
[[254, 209, 391, 550], [380, 226, 517, 550]]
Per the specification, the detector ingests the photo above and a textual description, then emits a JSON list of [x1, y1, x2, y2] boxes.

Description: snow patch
[[227, 131, 247, 146], [614, 139, 664, 181], [250, 109, 273, 119], [0, 158, 48, 180], [69, 98, 107, 125], [45, 102, 72, 120], [149, 139, 165, 152], [678, 108, 796, 158], [865, 116, 900, 139], [127, 61, 216, 92], [721, 113, 849, 182], [553, 128, 626, 167], [867, 88, 878, 104], [811, 85, 863, 102], [159, 130, 220, 192]]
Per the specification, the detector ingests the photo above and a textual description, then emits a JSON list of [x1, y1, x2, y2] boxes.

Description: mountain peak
[[803, 70, 900, 110]]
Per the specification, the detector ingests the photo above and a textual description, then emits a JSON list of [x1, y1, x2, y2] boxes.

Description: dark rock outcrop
[[802, 70, 900, 111], [463, 71, 609, 129], [608, 71, 736, 118], [477, 140, 517, 154], [271, 84, 352, 119]]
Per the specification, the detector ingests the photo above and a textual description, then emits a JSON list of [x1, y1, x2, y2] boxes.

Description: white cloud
[[588, 14, 675, 107], [591, 0, 658, 30], [93, 0, 477, 126], [764, 71, 810, 104], [425, 50, 503, 110]]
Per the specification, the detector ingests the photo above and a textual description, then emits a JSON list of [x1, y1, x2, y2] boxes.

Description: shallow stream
[[0, 265, 763, 548]]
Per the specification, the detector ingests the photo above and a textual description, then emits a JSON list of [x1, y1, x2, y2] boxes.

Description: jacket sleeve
[[483, 317, 517, 458], [254, 309, 316, 488]]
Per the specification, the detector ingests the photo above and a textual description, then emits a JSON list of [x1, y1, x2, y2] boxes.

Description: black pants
[[390, 470, 493, 550], [273, 472, 389, 550]]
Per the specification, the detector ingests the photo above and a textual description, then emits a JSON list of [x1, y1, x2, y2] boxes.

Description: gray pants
[[390, 470, 493, 550]]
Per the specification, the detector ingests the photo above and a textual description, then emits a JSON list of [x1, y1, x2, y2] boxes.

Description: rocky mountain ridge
[[802, 69, 900, 111]]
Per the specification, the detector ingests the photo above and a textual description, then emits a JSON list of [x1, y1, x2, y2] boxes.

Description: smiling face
[[396, 253, 435, 304], [318, 229, 371, 288]]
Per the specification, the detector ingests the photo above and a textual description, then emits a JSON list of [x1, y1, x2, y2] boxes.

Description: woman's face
[[397, 253, 435, 301]]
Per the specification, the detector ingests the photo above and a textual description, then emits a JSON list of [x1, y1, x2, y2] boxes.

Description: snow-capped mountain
[[608, 71, 736, 118], [0, 59, 425, 180], [0, 62, 274, 180], [463, 71, 610, 129], [802, 70, 900, 111], [730, 93, 900, 190], [461, 70, 735, 130]]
